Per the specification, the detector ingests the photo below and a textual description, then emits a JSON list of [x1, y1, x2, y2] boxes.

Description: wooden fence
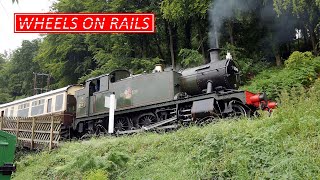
[[0, 116, 62, 150]]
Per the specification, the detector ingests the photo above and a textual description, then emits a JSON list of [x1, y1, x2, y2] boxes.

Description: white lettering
[[45, 17, 54, 30], [119, 18, 128, 30], [34, 17, 45, 29], [83, 17, 94, 29], [19, 17, 33, 30], [110, 18, 119, 30], [70, 17, 78, 30], [54, 17, 63, 29], [142, 17, 150, 30], [95, 17, 105, 30]]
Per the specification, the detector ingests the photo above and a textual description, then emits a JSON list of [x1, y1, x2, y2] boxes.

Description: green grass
[[12, 84, 320, 180]]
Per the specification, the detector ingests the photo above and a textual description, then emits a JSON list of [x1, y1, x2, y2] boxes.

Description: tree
[[36, 0, 170, 86], [0, 40, 40, 102], [273, 0, 320, 54], [7, 40, 41, 97], [161, 0, 211, 64]]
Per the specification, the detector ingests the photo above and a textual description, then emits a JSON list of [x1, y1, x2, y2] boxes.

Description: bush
[[243, 52, 320, 99], [285, 51, 314, 68]]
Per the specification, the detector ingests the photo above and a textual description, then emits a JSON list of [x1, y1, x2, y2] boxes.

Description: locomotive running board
[[116, 117, 177, 135]]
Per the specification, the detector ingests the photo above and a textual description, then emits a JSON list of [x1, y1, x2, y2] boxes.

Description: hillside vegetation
[[243, 51, 320, 99], [12, 79, 320, 179]]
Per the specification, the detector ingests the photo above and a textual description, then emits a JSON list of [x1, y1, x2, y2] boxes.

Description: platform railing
[[0, 116, 62, 150]]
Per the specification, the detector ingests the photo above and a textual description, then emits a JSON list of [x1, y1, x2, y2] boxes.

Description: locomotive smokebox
[[180, 49, 240, 95], [209, 48, 220, 62]]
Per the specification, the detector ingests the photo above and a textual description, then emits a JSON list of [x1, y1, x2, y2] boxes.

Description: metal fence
[[0, 116, 62, 150]]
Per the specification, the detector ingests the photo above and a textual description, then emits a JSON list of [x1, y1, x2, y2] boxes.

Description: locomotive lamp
[[226, 52, 232, 60], [153, 64, 164, 73]]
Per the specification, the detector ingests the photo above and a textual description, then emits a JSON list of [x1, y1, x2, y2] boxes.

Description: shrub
[[243, 52, 320, 99], [285, 51, 314, 68]]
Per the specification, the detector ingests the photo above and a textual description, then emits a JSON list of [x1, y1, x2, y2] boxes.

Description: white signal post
[[107, 93, 116, 134]]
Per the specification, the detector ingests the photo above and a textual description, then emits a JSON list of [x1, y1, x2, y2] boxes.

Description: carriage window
[[1, 111, 4, 117], [10, 107, 14, 117], [55, 94, 64, 111], [47, 98, 52, 113], [18, 103, 29, 110], [32, 101, 38, 106]]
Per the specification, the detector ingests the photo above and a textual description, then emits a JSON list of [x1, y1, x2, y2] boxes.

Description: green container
[[0, 131, 16, 180]]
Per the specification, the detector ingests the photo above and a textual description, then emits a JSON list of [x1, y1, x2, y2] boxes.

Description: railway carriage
[[0, 85, 83, 128]]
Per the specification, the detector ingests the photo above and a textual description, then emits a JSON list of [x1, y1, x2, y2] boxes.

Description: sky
[[0, 0, 56, 54]]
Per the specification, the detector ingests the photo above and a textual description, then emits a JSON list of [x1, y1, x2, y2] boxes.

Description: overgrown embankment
[[12, 81, 320, 179]]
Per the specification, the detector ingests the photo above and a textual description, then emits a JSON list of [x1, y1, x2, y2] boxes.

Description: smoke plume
[[208, 0, 297, 50], [209, 0, 255, 48]]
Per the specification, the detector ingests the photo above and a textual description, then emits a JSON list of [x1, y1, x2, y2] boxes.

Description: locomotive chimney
[[208, 48, 220, 63]]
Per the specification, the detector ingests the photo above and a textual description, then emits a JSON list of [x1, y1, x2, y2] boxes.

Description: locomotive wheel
[[94, 124, 108, 135], [115, 117, 133, 132], [229, 102, 248, 118], [137, 113, 157, 128], [196, 114, 220, 126]]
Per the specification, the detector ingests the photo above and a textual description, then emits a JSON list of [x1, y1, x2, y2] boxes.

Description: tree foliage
[[273, 0, 320, 53], [243, 51, 320, 98], [0, 40, 41, 102], [178, 49, 204, 68]]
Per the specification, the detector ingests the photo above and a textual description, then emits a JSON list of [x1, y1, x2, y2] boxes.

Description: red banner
[[14, 13, 155, 33]]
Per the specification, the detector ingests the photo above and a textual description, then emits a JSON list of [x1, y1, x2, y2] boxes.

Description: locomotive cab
[[75, 70, 131, 119]]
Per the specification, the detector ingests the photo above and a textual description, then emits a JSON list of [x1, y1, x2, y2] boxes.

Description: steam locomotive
[[0, 48, 276, 138]]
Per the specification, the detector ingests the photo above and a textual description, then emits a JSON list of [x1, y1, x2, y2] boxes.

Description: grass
[[12, 83, 320, 180]]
